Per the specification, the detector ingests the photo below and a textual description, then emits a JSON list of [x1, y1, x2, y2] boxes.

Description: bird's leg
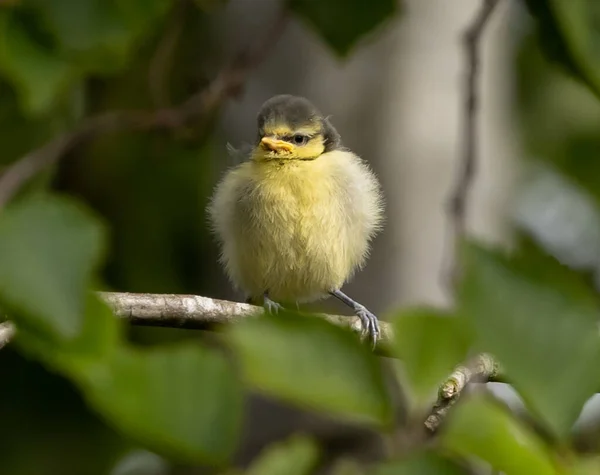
[[329, 289, 380, 348], [263, 291, 284, 314]]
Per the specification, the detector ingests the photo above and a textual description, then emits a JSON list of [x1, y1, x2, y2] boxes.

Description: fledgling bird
[[208, 94, 384, 345]]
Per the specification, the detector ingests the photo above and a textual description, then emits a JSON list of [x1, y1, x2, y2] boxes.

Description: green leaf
[[30, 0, 170, 74], [247, 434, 320, 475], [524, 0, 600, 99], [374, 451, 466, 475], [14, 292, 121, 372], [392, 308, 472, 404], [289, 0, 397, 56], [76, 344, 243, 465], [459, 241, 600, 438], [442, 397, 557, 475], [0, 12, 73, 115], [227, 311, 393, 427], [0, 194, 106, 340]]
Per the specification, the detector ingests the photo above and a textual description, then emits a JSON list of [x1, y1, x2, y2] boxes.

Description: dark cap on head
[[257, 94, 341, 151]]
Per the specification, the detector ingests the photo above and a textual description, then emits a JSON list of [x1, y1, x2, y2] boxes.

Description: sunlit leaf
[[442, 397, 558, 475], [392, 307, 472, 404], [459, 241, 600, 437], [0, 194, 106, 340], [227, 311, 393, 427], [290, 0, 397, 56], [247, 434, 319, 475], [77, 344, 242, 464]]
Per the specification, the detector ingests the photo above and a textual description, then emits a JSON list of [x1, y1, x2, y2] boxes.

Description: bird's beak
[[261, 137, 294, 153]]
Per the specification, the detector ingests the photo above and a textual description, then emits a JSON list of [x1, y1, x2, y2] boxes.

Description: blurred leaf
[[76, 344, 242, 465], [524, 0, 600, 99], [30, 0, 170, 74], [0, 12, 73, 115], [0, 193, 106, 340], [247, 434, 319, 475], [459, 241, 600, 437], [374, 451, 466, 475], [573, 456, 600, 475], [290, 0, 397, 56], [30, 0, 130, 73], [15, 292, 121, 373], [442, 397, 557, 475], [329, 459, 364, 475], [0, 80, 66, 166], [392, 307, 472, 404], [227, 311, 393, 427]]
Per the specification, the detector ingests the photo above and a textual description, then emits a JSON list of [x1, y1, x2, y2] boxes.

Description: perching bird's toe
[[354, 305, 380, 349], [263, 294, 284, 314]]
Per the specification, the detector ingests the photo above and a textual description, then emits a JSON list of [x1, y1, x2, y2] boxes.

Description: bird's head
[[252, 94, 341, 162]]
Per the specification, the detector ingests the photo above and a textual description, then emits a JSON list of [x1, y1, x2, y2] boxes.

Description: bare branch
[[443, 0, 502, 290], [424, 353, 500, 433], [0, 321, 16, 350], [0, 291, 394, 350], [0, 9, 289, 208]]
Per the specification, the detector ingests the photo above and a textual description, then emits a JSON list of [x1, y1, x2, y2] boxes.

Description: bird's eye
[[293, 134, 308, 145]]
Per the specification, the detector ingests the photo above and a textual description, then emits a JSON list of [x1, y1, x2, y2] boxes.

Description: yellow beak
[[261, 137, 294, 153]]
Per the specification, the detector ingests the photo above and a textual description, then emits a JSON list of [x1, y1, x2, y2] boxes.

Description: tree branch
[[0, 9, 289, 208], [0, 291, 395, 350], [443, 0, 501, 290], [424, 353, 500, 433]]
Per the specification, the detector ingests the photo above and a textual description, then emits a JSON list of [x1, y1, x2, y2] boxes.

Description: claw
[[263, 294, 283, 314], [329, 289, 381, 351], [355, 305, 380, 349]]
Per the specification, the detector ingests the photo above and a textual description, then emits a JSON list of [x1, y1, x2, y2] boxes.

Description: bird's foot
[[353, 304, 380, 349], [263, 294, 284, 314]]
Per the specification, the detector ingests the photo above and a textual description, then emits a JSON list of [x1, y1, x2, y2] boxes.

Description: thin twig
[[430, 0, 503, 434], [0, 291, 395, 350], [0, 9, 289, 208], [443, 0, 502, 290], [424, 353, 500, 433]]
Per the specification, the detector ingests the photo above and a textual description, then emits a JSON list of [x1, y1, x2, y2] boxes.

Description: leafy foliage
[[227, 311, 394, 427], [442, 397, 557, 475], [76, 344, 243, 464], [0, 194, 105, 340], [392, 307, 472, 406], [459, 242, 600, 438], [525, 0, 600, 99]]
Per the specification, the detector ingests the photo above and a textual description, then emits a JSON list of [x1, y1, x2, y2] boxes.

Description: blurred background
[[2, 0, 600, 473]]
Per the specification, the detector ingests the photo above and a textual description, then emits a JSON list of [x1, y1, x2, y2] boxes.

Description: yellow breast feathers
[[208, 150, 384, 303]]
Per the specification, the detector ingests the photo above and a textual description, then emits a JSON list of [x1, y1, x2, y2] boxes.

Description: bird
[[207, 94, 384, 345]]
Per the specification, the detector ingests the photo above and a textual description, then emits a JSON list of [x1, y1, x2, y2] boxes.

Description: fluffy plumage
[[208, 95, 384, 307]]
